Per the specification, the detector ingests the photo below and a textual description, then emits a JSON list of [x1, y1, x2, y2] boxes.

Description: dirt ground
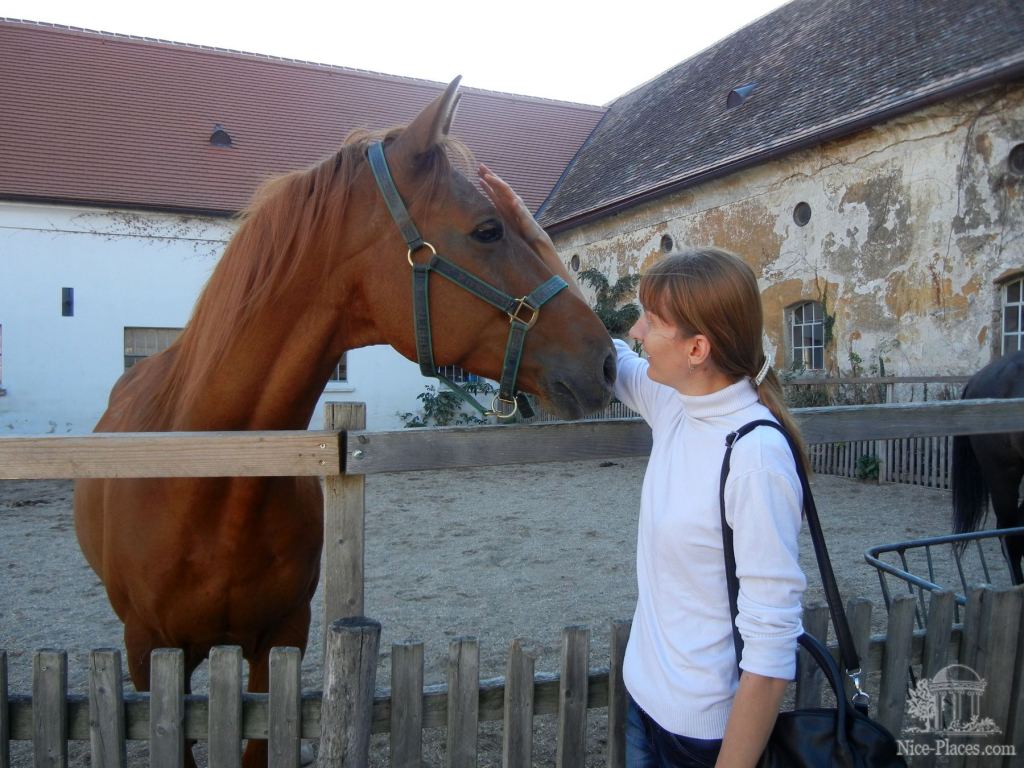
[[0, 460, 1002, 766]]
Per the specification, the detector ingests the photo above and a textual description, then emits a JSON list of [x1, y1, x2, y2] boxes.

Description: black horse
[[952, 351, 1024, 585]]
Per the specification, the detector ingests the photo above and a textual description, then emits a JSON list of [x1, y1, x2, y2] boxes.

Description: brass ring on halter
[[489, 394, 518, 420], [407, 241, 437, 267]]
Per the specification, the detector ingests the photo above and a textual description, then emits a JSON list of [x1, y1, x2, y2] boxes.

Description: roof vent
[[726, 83, 757, 108], [210, 124, 233, 148]]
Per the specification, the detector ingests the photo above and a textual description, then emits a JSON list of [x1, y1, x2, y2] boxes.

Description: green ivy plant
[[577, 268, 641, 336], [397, 381, 496, 428]]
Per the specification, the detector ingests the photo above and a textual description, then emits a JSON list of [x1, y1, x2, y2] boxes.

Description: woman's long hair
[[639, 247, 810, 473]]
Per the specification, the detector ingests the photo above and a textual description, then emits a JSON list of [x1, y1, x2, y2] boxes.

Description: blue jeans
[[625, 694, 722, 768]]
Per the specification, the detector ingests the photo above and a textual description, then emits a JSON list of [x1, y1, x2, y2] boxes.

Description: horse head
[[349, 78, 616, 420]]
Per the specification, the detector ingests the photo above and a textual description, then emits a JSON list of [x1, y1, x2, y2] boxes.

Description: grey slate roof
[[537, 0, 1024, 229]]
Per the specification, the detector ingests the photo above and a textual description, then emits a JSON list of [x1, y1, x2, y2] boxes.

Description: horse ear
[[392, 76, 463, 160]]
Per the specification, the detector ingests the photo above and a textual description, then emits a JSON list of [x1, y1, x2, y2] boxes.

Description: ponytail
[[754, 367, 812, 476]]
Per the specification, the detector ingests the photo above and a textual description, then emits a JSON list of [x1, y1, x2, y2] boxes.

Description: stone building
[[538, 0, 1024, 380]]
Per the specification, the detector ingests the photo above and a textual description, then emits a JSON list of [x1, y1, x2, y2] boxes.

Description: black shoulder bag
[[720, 420, 906, 768]]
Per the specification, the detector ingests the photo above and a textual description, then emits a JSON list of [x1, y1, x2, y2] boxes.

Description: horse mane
[[127, 128, 473, 429]]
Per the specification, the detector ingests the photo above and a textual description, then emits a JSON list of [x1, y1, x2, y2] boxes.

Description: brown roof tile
[[0, 19, 605, 215]]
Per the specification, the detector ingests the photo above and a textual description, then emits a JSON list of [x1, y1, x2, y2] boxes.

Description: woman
[[480, 166, 807, 768]]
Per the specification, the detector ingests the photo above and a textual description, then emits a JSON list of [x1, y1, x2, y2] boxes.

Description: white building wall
[[0, 203, 435, 435]]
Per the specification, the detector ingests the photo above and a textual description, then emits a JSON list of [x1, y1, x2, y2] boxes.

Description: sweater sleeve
[[724, 460, 806, 680], [612, 338, 672, 424]]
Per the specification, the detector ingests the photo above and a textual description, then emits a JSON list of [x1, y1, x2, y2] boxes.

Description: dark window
[[124, 327, 182, 370], [793, 202, 812, 227], [790, 301, 824, 370], [329, 353, 348, 382]]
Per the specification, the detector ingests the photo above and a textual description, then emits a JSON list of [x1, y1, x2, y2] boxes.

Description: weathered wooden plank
[[446, 638, 479, 768], [0, 432, 341, 480], [922, 591, 955, 679], [502, 640, 534, 768], [323, 403, 366, 643], [208, 647, 242, 768], [33, 650, 67, 768], [150, 649, 185, 768], [965, 588, 1021, 768], [1007, 587, 1024, 768], [88, 650, 126, 768], [877, 594, 916, 736], [319, 618, 380, 768], [268, 648, 301, 768], [390, 642, 424, 768], [1, 650, 9, 768], [344, 400, 1024, 474], [606, 620, 630, 768], [845, 598, 873, 695], [795, 604, 830, 708], [556, 626, 589, 768]]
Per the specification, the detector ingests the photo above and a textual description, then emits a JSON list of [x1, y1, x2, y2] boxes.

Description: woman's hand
[[477, 163, 585, 301], [477, 164, 550, 249]]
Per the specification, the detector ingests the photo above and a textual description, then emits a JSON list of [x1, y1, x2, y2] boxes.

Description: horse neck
[[167, 249, 378, 432]]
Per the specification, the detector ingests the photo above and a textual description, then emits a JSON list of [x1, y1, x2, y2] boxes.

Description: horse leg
[[242, 605, 313, 768], [988, 470, 1024, 585], [124, 619, 203, 768]]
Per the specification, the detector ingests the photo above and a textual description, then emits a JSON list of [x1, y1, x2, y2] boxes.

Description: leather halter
[[366, 141, 566, 420]]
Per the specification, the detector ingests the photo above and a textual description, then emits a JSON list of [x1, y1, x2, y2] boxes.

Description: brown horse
[[74, 78, 615, 767]]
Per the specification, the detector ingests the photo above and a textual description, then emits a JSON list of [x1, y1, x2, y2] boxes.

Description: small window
[[437, 364, 478, 384], [1009, 144, 1024, 176], [570, 254, 580, 272], [793, 202, 812, 227], [124, 327, 182, 370], [1003, 276, 1024, 354], [789, 301, 825, 370], [329, 353, 348, 383], [210, 124, 233, 148], [660, 235, 674, 253]]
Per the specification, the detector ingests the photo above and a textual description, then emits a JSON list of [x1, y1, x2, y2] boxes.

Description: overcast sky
[[3, 0, 791, 104]]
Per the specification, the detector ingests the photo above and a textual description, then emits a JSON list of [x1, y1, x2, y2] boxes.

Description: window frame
[[1001, 275, 1024, 355], [123, 327, 183, 371], [787, 300, 826, 372]]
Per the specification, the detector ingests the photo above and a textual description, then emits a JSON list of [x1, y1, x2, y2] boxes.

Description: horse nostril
[[603, 350, 617, 387]]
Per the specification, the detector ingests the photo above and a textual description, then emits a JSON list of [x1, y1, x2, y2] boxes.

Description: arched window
[[1002, 275, 1024, 354], [788, 301, 825, 371]]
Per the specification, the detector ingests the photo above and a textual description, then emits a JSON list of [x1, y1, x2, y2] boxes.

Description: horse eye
[[471, 220, 504, 244]]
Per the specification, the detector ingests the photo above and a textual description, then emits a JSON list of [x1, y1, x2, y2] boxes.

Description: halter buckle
[[407, 241, 438, 267], [488, 394, 519, 420], [509, 297, 540, 328]]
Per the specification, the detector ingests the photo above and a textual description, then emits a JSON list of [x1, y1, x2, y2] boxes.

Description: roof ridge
[[0, 17, 604, 109]]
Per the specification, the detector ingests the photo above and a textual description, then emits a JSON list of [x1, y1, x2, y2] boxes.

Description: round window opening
[[569, 254, 580, 272], [793, 202, 812, 227], [660, 234, 674, 252], [1009, 143, 1024, 175]]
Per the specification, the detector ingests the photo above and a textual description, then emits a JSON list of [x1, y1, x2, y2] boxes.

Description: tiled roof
[[537, 0, 1024, 229], [0, 19, 605, 215]]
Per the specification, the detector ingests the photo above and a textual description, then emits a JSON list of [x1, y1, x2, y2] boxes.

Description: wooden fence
[[3, 398, 1024, 767]]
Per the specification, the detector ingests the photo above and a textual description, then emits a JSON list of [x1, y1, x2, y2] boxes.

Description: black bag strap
[[719, 419, 868, 709]]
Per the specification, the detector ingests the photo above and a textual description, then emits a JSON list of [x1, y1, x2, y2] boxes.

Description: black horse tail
[[951, 434, 990, 535]]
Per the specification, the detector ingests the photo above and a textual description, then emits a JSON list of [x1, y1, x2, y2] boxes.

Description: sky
[[1, 0, 792, 104]]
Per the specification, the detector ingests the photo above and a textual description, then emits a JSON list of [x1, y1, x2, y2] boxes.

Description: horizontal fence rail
[[5, 588, 1023, 766], [0, 431, 342, 480]]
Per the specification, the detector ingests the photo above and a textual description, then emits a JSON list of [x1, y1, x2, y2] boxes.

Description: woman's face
[[629, 309, 692, 391]]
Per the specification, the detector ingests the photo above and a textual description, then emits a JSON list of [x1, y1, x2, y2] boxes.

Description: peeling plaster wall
[[552, 84, 1024, 378], [0, 203, 435, 434]]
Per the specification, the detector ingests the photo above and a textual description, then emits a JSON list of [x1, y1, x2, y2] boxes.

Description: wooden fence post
[[88, 649, 127, 768], [150, 649, 185, 768], [502, 640, 535, 768], [318, 617, 381, 768], [447, 637, 480, 768], [323, 403, 367, 652], [33, 650, 67, 768], [556, 626, 589, 768], [208, 646, 243, 768], [269, 647, 302, 768], [391, 642, 425, 768], [0, 651, 7, 768], [607, 620, 630, 768]]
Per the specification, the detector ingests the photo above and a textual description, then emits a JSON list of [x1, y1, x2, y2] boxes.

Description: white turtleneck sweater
[[613, 339, 806, 739]]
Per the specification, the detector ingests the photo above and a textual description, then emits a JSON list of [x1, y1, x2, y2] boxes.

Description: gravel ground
[[1, 461, 1008, 766]]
